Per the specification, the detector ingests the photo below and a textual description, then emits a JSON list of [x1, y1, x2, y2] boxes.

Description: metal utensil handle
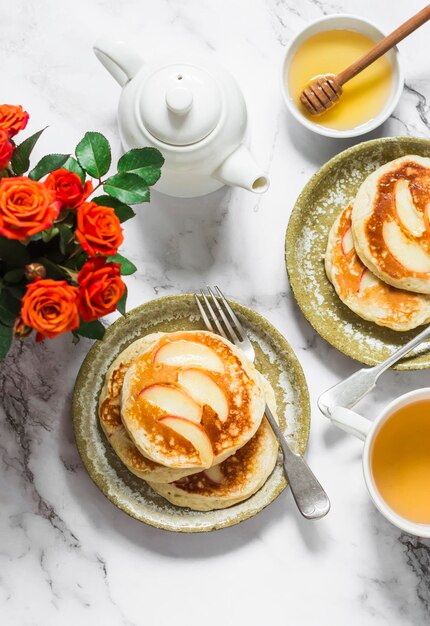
[[264, 404, 330, 520], [372, 323, 430, 377]]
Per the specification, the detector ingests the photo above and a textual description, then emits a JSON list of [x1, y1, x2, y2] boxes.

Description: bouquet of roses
[[0, 104, 163, 359]]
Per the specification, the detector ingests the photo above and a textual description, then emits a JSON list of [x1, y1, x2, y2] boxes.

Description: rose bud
[[25, 262, 47, 281], [13, 317, 32, 339]]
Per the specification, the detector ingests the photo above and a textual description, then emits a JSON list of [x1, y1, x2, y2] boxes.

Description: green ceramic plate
[[286, 137, 430, 370], [73, 294, 310, 532]]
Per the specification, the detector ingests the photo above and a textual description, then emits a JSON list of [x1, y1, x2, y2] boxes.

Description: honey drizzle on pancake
[[365, 162, 430, 279], [125, 332, 255, 463], [334, 206, 422, 324]]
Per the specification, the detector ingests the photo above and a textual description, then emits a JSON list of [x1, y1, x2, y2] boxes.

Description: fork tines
[[194, 286, 245, 343]]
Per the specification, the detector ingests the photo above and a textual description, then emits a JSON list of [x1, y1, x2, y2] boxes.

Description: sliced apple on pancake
[[154, 340, 224, 372], [140, 384, 202, 423], [383, 219, 430, 273], [358, 268, 379, 295], [178, 368, 229, 423], [424, 203, 430, 238], [394, 179, 426, 237], [341, 226, 354, 258], [158, 416, 214, 467], [203, 464, 225, 485]]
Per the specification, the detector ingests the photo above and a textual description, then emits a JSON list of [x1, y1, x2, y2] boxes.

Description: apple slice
[[154, 340, 224, 372], [395, 179, 425, 237], [158, 416, 214, 467], [140, 384, 202, 423], [203, 464, 225, 486], [178, 369, 229, 422], [357, 268, 379, 295], [424, 203, 430, 238], [383, 220, 430, 273], [341, 226, 354, 257]]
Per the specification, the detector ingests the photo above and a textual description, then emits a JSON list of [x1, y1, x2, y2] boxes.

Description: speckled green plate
[[286, 137, 430, 370], [72, 294, 310, 532]]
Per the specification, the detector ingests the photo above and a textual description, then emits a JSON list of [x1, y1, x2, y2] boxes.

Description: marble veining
[[1, 1, 430, 624]]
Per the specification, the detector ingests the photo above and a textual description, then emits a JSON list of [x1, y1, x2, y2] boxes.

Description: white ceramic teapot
[[93, 38, 269, 198]]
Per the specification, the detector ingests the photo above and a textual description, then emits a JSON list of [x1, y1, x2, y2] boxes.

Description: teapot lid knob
[[139, 64, 222, 146], [165, 85, 193, 115]]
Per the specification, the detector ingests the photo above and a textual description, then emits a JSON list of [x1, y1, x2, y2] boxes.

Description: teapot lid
[[139, 64, 222, 146]]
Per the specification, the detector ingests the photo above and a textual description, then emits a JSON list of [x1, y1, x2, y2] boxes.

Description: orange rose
[[45, 168, 93, 209], [0, 129, 13, 169], [0, 104, 29, 137], [77, 257, 125, 321], [21, 279, 79, 339], [0, 177, 61, 240], [76, 201, 123, 257]]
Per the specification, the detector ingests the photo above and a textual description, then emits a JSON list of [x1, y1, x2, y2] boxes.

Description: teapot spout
[[93, 37, 143, 87], [214, 146, 269, 194]]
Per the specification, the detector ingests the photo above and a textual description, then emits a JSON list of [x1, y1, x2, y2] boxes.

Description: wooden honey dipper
[[300, 5, 430, 116]]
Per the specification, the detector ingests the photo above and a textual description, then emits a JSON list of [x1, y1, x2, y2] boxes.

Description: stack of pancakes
[[325, 155, 430, 331], [99, 330, 279, 511]]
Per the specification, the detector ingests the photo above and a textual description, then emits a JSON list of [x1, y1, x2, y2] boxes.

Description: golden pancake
[[352, 155, 430, 294], [326, 206, 430, 331], [121, 331, 266, 471], [99, 334, 201, 483], [148, 377, 279, 511]]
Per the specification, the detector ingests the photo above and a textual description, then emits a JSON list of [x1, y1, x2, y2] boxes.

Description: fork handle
[[264, 405, 330, 520]]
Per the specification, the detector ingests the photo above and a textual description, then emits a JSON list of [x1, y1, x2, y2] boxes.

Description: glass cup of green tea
[[329, 388, 430, 536]]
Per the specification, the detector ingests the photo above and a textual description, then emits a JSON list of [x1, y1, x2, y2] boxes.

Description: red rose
[[21, 279, 79, 339], [76, 201, 123, 257], [77, 257, 125, 321], [0, 104, 29, 137], [45, 168, 93, 209], [0, 130, 13, 169], [0, 177, 61, 240]]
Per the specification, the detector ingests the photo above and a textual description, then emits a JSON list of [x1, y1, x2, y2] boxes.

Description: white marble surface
[[1, 1, 430, 624]]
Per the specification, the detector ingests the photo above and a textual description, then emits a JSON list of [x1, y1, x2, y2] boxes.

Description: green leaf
[[38, 257, 69, 280], [3, 268, 24, 283], [64, 251, 86, 271], [92, 195, 135, 223], [117, 147, 164, 186], [41, 226, 60, 243], [75, 131, 111, 178], [0, 324, 13, 359], [0, 289, 21, 326], [77, 319, 105, 340], [6, 283, 25, 300], [63, 156, 85, 182], [57, 223, 73, 255], [0, 237, 30, 267], [106, 253, 137, 276], [11, 127, 46, 176], [117, 285, 127, 316], [103, 172, 149, 204], [29, 153, 85, 182], [29, 153, 68, 180]]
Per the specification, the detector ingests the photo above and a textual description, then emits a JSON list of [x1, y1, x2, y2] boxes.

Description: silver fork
[[318, 323, 430, 418], [195, 286, 330, 520]]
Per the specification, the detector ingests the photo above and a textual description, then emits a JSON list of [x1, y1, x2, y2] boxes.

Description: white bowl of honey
[[280, 15, 404, 138]]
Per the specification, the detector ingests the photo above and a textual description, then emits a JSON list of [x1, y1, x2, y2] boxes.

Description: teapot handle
[[93, 37, 143, 87]]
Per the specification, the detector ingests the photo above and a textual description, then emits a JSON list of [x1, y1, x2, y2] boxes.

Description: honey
[[288, 29, 393, 131], [371, 400, 430, 525]]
